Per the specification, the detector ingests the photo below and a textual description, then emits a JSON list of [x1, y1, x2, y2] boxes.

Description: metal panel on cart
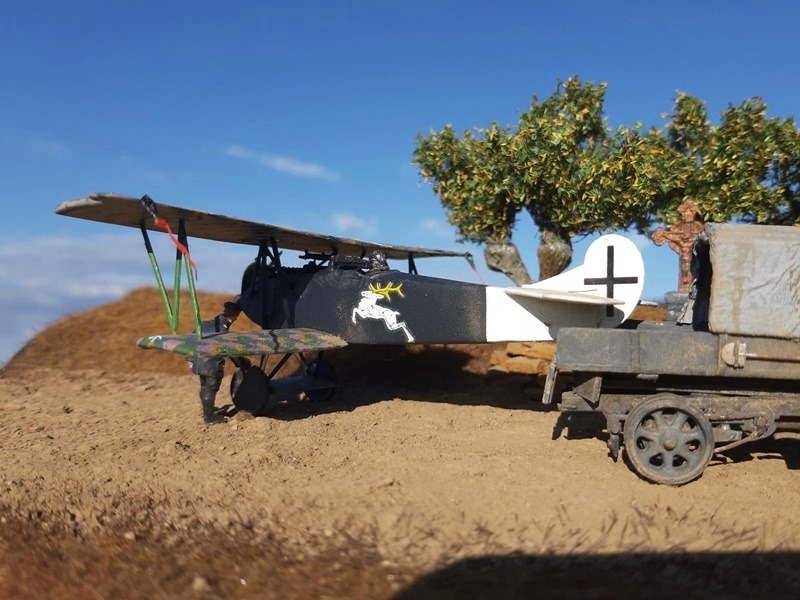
[[705, 223, 800, 340], [556, 326, 800, 380]]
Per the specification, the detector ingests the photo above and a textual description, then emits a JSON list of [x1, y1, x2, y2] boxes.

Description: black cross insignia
[[583, 245, 639, 317]]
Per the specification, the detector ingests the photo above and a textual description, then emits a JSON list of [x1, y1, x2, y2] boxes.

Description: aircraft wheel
[[304, 358, 337, 402], [623, 395, 714, 486], [230, 365, 273, 415]]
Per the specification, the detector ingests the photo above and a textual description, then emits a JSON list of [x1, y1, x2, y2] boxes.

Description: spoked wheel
[[230, 365, 273, 416], [623, 396, 714, 486], [303, 358, 337, 403]]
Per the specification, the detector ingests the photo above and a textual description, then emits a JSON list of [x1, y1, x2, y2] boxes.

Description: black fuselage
[[239, 262, 488, 345]]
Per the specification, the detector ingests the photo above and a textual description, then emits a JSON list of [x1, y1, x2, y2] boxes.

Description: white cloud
[[226, 144, 340, 181], [331, 213, 378, 237], [622, 231, 656, 254], [420, 218, 455, 239], [225, 144, 253, 160], [113, 156, 169, 187], [21, 134, 67, 158]]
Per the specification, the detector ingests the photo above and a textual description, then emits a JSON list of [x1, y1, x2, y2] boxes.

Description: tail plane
[[486, 234, 645, 342]]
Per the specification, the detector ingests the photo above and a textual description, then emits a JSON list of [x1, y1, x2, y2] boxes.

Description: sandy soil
[[2, 291, 800, 598]]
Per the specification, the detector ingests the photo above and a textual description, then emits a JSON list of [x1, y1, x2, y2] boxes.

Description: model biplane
[[55, 193, 644, 414]]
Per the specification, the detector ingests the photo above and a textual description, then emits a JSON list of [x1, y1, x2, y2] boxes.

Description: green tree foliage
[[658, 93, 800, 225], [414, 78, 800, 283]]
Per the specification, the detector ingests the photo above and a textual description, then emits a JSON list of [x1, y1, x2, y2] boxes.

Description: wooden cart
[[543, 224, 800, 485]]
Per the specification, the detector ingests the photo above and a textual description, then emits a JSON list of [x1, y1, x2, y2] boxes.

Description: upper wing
[[138, 328, 348, 358], [56, 193, 467, 261], [504, 287, 623, 306]]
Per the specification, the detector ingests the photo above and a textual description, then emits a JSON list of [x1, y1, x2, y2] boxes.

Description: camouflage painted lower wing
[[137, 328, 348, 358]]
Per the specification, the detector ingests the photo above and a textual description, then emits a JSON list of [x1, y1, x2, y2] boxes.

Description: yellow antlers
[[368, 282, 405, 301]]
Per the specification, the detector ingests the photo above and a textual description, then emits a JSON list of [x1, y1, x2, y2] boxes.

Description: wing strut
[[255, 242, 271, 330], [408, 253, 418, 275], [139, 197, 202, 337], [270, 237, 295, 329]]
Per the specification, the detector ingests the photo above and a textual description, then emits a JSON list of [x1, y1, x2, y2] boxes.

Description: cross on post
[[651, 199, 704, 292], [583, 245, 639, 317]]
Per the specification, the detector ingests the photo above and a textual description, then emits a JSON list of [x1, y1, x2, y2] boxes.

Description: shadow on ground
[[393, 551, 800, 599], [214, 343, 553, 422]]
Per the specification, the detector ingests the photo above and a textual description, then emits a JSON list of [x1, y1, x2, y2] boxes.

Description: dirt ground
[[2, 290, 800, 598]]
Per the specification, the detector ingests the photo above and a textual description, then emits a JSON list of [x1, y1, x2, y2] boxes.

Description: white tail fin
[[485, 234, 645, 342], [526, 234, 644, 326]]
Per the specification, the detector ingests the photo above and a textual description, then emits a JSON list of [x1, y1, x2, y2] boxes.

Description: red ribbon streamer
[[154, 217, 198, 280]]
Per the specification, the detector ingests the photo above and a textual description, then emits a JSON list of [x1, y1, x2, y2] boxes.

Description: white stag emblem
[[351, 282, 415, 343]]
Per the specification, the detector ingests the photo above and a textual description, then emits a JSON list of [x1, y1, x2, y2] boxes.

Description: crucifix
[[651, 199, 704, 292]]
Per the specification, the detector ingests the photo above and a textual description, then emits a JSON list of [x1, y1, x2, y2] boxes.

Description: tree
[[414, 78, 653, 283], [414, 79, 800, 284], [655, 93, 800, 226]]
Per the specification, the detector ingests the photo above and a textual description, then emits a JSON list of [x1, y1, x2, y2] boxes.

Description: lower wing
[[138, 328, 348, 358]]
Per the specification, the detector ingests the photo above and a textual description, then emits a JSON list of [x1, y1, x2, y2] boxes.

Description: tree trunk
[[536, 229, 572, 281], [483, 241, 533, 286]]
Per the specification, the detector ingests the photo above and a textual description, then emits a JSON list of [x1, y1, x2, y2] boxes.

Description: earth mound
[[6, 288, 260, 375]]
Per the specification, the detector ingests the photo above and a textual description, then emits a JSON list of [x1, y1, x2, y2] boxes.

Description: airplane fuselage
[[238, 261, 618, 345], [240, 263, 488, 344]]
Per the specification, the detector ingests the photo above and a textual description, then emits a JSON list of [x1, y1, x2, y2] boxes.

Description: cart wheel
[[230, 366, 273, 416], [303, 358, 337, 402], [623, 396, 714, 486]]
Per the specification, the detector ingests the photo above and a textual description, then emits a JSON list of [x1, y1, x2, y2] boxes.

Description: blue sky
[[1, 1, 798, 363]]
